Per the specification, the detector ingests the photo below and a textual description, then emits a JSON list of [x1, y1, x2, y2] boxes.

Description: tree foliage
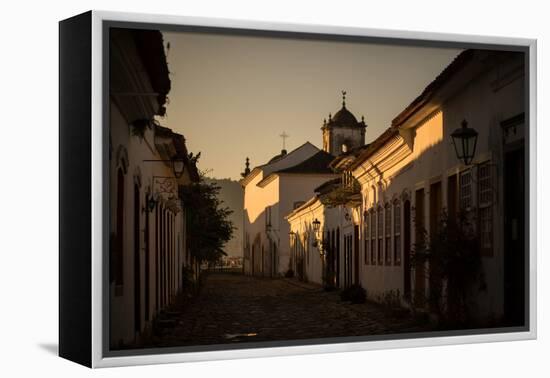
[[179, 153, 234, 264]]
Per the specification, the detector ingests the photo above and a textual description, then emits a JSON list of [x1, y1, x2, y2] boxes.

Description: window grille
[[459, 169, 473, 210], [478, 162, 493, 254]]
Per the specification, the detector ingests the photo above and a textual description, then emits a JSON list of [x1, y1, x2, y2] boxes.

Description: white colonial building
[[286, 49, 526, 326], [241, 95, 367, 277], [241, 143, 337, 276], [109, 28, 200, 347], [286, 146, 367, 287]]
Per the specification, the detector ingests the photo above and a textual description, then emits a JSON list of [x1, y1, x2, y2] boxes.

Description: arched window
[[341, 143, 348, 153]]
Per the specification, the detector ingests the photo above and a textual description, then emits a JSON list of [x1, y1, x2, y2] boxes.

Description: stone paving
[[146, 272, 432, 348]]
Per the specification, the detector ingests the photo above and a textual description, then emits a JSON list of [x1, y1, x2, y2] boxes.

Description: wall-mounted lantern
[[311, 218, 325, 256], [451, 119, 478, 166], [147, 193, 157, 212], [312, 218, 321, 234], [143, 155, 186, 179], [172, 157, 185, 178], [143, 192, 159, 213]]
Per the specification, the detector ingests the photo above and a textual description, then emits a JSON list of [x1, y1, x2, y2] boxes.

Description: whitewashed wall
[[110, 101, 191, 346], [242, 143, 337, 276], [353, 52, 525, 320]]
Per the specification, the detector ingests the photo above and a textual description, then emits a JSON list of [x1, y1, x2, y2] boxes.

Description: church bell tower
[[322, 91, 367, 156]]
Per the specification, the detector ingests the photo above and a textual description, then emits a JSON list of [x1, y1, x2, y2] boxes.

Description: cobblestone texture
[[146, 272, 432, 348]]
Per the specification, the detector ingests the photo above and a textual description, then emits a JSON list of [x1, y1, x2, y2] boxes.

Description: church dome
[[332, 106, 359, 125], [325, 91, 366, 129]]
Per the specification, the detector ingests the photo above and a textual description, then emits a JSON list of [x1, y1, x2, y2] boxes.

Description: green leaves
[[179, 165, 235, 265]]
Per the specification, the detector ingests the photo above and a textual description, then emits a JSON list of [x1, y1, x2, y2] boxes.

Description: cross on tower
[[280, 131, 289, 150]]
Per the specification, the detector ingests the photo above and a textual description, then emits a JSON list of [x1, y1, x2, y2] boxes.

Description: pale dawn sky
[[161, 30, 461, 180]]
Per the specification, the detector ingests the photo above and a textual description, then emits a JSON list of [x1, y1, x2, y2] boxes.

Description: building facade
[[109, 29, 200, 347], [241, 143, 338, 277], [285, 49, 526, 326], [286, 147, 367, 287], [241, 96, 367, 277]]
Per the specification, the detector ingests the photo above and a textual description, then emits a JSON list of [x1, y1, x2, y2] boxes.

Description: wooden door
[[429, 182, 442, 236], [403, 200, 411, 300], [133, 184, 141, 333], [144, 203, 150, 322], [414, 188, 425, 307], [353, 225, 360, 284], [429, 182, 442, 311], [504, 146, 525, 325], [336, 228, 340, 287]]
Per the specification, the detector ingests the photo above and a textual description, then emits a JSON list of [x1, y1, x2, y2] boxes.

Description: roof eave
[[348, 128, 400, 171], [240, 167, 262, 187]]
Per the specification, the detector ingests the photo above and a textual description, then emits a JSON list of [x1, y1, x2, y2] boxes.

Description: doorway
[[133, 184, 141, 333], [429, 181, 442, 311], [336, 228, 340, 287], [414, 188, 425, 307], [354, 225, 360, 284], [343, 233, 353, 288], [503, 145, 526, 326], [272, 241, 277, 277], [144, 200, 150, 322], [403, 200, 411, 301]]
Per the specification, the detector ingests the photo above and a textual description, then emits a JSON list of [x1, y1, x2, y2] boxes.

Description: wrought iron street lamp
[[144, 192, 159, 213], [451, 119, 478, 165], [312, 218, 321, 234], [143, 155, 186, 178], [172, 157, 185, 178], [311, 218, 325, 256], [311, 218, 328, 285]]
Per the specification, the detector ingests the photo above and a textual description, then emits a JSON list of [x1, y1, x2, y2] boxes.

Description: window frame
[[370, 210, 376, 265], [364, 209, 370, 265], [385, 203, 392, 265], [377, 206, 383, 265], [477, 161, 494, 256], [393, 200, 402, 265], [459, 168, 473, 211]]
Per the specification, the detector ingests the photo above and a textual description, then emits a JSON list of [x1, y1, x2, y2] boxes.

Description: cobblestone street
[[147, 272, 432, 348]]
